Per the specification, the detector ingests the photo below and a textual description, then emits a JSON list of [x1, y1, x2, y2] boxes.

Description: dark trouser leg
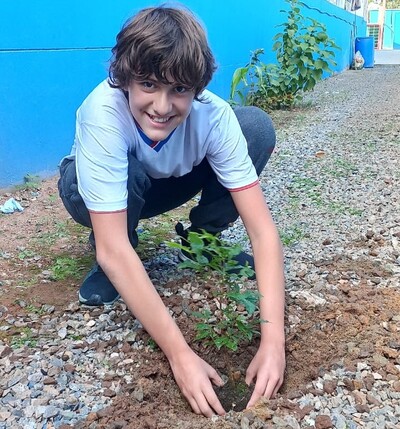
[[127, 156, 212, 245], [58, 158, 92, 228]]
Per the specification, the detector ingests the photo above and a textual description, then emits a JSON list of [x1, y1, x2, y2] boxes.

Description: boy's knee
[[235, 106, 275, 144], [234, 106, 276, 172]]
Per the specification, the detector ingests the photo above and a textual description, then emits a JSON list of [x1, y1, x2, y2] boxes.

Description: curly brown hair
[[109, 5, 216, 99]]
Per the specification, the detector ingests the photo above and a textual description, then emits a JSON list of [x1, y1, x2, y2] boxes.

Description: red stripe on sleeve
[[228, 180, 259, 192]]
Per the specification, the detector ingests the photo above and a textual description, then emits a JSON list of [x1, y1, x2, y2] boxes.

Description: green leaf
[[272, 41, 282, 51], [214, 337, 238, 352], [228, 290, 259, 314], [230, 67, 249, 101], [178, 259, 202, 270], [167, 241, 183, 249]]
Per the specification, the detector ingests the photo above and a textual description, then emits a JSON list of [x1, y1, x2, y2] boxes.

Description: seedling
[[169, 230, 265, 410], [168, 230, 263, 352]]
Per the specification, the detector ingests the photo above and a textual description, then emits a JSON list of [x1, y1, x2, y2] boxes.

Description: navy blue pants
[[58, 106, 276, 247]]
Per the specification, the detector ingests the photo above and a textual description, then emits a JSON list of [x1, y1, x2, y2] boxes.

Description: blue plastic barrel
[[355, 36, 375, 68]]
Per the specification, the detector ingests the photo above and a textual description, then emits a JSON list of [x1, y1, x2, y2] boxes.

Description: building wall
[[0, 0, 366, 188], [369, 9, 400, 49]]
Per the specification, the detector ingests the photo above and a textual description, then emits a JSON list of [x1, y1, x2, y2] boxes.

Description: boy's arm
[[230, 183, 286, 408], [89, 210, 225, 417]]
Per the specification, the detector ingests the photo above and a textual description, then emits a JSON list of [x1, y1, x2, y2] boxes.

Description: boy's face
[[127, 76, 195, 141]]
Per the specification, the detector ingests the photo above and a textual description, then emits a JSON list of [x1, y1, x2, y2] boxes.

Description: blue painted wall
[[0, 0, 366, 188]]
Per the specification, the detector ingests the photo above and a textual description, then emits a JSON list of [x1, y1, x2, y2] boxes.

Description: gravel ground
[[1, 64, 399, 428]]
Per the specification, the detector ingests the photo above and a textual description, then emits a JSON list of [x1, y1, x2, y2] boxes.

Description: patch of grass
[[49, 254, 94, 281], [323, 158, 358, 178], [25, 304, 46, 315], [326, 131, 340, 140], [291, 177, 320, 191], [50, 257, 80, 281], [34, 220, 70, 247], [68, 333, 83, 341], [136, 219, 175, 260], [10, 327, 38, 349], [14, 174, 42, 191], [47, 193, 59, 203], [361, 166, 379, 180], [279, 225, 306, 246], [334, 158, 358, 174], [270, 108, 312, 130], [285, 195, 301, 212], [14, 182, 41, 191], [34, 219, 89, 247], [363, 141, 377, 152], [287, 176, 324, 208], [330, 201, 364, 216], [346, 207, 363, 216], [18, 249, 37, 260], [146, 338, 159, 350], [270, 148, 295, 166], [66, 222, 91, 244], [16, 278, 38, 288]]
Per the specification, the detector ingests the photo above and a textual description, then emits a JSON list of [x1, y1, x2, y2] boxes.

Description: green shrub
[[230, 0, 339, 110], [168, 230, 263, 352]]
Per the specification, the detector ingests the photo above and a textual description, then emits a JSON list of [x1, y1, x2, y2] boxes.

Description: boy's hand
[[168, 348, 226, 417], [245, 342, 285, 408]]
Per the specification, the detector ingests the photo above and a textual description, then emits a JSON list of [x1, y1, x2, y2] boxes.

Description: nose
[[153, 90, 172, 116]]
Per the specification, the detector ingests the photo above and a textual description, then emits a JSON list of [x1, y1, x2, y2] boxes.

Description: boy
[[58, 5, 285, 417]]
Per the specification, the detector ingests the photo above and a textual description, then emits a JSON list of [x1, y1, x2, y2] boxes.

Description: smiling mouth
[[148, 114, 172, 123]]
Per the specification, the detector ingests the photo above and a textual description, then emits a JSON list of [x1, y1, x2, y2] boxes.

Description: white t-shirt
[[69, 80, 258, 212]]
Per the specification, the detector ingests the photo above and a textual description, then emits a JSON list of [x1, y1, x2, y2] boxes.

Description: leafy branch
[[169, 230, 264, 352], [230, 0, 340, 110]]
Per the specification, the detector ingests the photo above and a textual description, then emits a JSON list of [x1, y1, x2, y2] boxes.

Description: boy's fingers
[[187, 396, 201, 415], [193, 387, 224, 418], [247, 376, 282, 408], [245, 372, 255, 386], [195, 395, 214, 418], [247, 377, 267, 408], [209, 398, 225, 416], [247, 390, 260, 409], [203, 385, 226, 416], [204, 368, 226, 415], [245, 365, 256, 386], [209, 370, 224, 387]]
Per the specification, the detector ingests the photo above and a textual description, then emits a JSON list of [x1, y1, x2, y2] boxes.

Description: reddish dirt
[[1, 177, 399, 429]]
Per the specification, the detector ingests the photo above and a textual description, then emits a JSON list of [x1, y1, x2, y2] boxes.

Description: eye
[[174, 85, 189, 94], [142, 81, 154, 89]]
